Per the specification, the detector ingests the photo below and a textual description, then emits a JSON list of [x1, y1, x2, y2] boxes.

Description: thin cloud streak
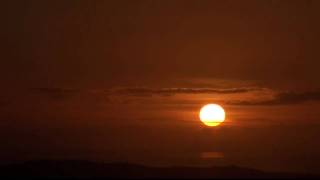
[[30, 87, 264, 96], [110, 87, 264, 96], [228, 91, 320, 106], [30, 87, 81, 100]]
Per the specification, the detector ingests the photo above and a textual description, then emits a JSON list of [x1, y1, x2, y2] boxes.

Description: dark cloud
[[30, 87, 80, 100], [112, 87, 264, 96], [229, 90, 320, 106], [29, 86, 263, 102], [31, 87, 320, 106], [31, 87, 79, 93]]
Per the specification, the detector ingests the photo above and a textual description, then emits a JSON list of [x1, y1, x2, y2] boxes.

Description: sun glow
[[199, 104, 225, 127]]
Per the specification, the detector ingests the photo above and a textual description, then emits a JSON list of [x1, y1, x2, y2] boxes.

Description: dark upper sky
[[1, 0, 320, 174], [2, 0, 320, 89]]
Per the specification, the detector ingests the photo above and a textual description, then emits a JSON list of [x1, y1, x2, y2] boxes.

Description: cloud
[[228, 90, 320, 106], [112, 87, 263, 96], [29, 86, 264, 103], [30, 87, 80, 100], [31, 87, 79, 93]]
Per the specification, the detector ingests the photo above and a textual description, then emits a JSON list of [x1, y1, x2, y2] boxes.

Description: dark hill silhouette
[[0, 160, 318, 178]]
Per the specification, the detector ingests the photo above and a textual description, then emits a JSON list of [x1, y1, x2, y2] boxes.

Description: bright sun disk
[[199, 104, 225, 127]]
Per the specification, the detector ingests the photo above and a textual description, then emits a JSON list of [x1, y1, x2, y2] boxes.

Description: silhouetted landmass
[[0, 160, 318, 179]]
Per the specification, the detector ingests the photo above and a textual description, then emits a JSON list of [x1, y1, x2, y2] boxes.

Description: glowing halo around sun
[[199, 104, 225, 127]]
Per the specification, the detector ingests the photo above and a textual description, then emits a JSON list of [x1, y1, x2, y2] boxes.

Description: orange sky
[[1, 0, 320, 174]]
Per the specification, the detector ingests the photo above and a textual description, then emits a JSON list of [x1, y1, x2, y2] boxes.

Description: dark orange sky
[[1, 0, 320, 174]]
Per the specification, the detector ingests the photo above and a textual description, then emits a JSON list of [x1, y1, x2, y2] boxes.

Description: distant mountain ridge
[[0, 160, 318, 178]]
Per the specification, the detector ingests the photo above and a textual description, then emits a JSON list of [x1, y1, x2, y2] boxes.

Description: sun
[[199, 104, 225, 127]]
